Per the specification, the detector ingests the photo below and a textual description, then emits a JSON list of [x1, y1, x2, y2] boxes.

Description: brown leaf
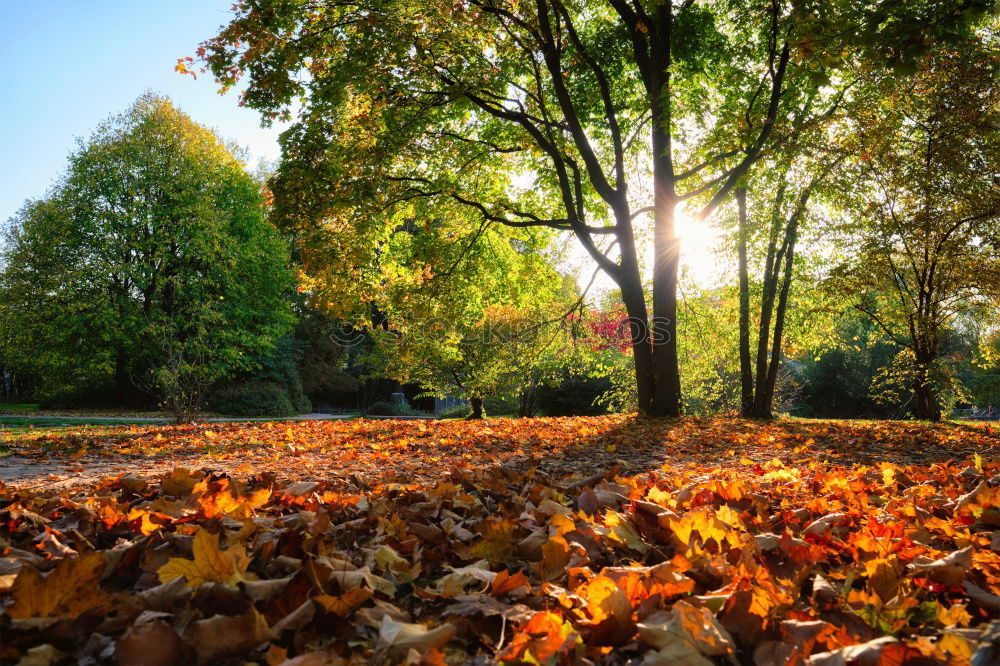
[[187, 606, 274, 664], [373, 617, 456, 665], [7, 551, 108, 619], [805, 636, 899, 666], [908, 546, 972, 587], [116, 619, 191, 666]]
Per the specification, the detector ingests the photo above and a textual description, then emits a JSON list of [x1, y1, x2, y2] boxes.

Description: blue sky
[[1, 1, 285, 223]]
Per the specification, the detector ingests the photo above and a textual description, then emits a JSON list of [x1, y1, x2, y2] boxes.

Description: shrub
[[437, 405, 472, 419], [208, 381, 296, 418], [537, 373, 613, 416], [364, 400, 410, 417]]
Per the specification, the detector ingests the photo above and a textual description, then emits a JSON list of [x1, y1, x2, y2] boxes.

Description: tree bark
[[650, 80, 681, 418], [736, 188, 754, 416], [469, 396, 484, 419], [911, 364, 941, 421], [619, 278, 655, 414]]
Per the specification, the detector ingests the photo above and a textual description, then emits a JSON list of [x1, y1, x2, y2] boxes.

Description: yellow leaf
[[938, 631, 973, 658], [157, 528, 249, 587], [937, 602, 972, 627]]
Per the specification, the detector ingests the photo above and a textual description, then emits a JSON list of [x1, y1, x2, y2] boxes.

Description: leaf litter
[[0, 416, 999, 664]]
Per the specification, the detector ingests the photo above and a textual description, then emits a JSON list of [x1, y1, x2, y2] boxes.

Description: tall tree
[[828, 38, 1000, 420], [196, 0, 989, 415], [734, 149, 842, 418], [0, 94, 294, 412]]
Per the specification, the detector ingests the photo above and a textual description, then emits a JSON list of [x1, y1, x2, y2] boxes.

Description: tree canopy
[[0, 93, 294, 414], [827, 38, 1000, 419], [195, 0, 991, 416]]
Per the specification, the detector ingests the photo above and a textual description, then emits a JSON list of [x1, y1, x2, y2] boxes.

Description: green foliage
[[437, 405, 472, 420], [357, 224, 576, 406], [196, 0, 986, 417], [364, 400, 410, 417], [248, 337, 312, 414], [795, 314, 903, 418], [295, 310, 361, 407], [0, 93, 294, 417], [869, 349, 972, 418], [825, 37, 1000, 419], [208, 380, 296, 418], [536, 372, 612, 417]]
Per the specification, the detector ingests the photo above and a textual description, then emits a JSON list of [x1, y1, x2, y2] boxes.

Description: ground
[[1, 416, 998, 664]]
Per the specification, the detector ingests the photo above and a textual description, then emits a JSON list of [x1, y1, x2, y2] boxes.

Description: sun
[[675, 207, 724, 286]]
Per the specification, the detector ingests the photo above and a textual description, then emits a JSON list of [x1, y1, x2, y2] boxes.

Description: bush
[[364, 400, 410, 417], [537, 373, 613, 416], [483, 393, 520, 417], [437, 405, 471, 419], [251, 338, 312, 414], [208, 380, 297, 417]]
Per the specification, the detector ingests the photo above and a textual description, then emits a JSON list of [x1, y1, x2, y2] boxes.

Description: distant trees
[[0, 94, 294, 418], [828, 40, 1000, 420], [353, 216, 575, 418]]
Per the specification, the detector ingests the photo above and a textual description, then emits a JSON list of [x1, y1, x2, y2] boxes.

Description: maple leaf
[[501, 611, 581, 663], [314, 587, 373, 616], [156, 528, 249, 587], [7, 551, 109, 619], [491, 569, 531, 597], [637, 601, 737, 666], [470, 517, 518, 564], [187, 607, 274, 663], [160, 467, 201, 496], [328, 564, 398, 597]]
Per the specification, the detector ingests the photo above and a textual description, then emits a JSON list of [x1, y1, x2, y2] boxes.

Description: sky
[[0, 2, 725, 287], [0, 1, 286, 225]]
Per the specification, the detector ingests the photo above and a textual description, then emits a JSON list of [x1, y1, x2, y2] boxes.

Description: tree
[[0, 93, 294, 416], [372, 302, 573, 418], [733, 148, 843, 419], [828, 38, 1000, 420], [353, 217, 574, 419], [195, 0, 985, 416]]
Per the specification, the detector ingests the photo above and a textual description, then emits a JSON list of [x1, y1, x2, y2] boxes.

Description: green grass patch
[[0, 402, 41, 412]]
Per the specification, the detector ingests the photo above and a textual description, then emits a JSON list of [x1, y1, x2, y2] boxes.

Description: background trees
[[196, 0, 987, 416], [827, 39, 1000, 420], [352, 217, 574, 418], [0, 94, 294, 416]]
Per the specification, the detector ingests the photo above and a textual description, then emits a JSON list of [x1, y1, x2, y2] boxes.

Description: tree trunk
[[518, 386, 537, 418], [620, 279, 655, 414], [912, 371, 941, 420], [469, 397, 484, 419], [736, 188, 754, 416], [911, 351, 941, 421], [757, 211, 800, 418], [650, 118, 681, 417], [115, 347, 131, 405]]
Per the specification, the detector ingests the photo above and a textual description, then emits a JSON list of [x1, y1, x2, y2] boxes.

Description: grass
[[0, 415, 171, 427], [0, 402, 40, 411]]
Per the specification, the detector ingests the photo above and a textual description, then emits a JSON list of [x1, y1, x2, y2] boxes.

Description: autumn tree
[[732, 146, 844, 419], [0, 93, 294, 415], [194, 0, 987, 416], [345, 215, 574, 419], [828, 38, 1000, 420]]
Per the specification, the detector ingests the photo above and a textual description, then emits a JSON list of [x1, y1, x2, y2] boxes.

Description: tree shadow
[[525, 415, 1000, 487]]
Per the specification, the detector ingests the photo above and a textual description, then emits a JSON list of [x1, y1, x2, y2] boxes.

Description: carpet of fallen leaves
[[1, 416, 999, 666]]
